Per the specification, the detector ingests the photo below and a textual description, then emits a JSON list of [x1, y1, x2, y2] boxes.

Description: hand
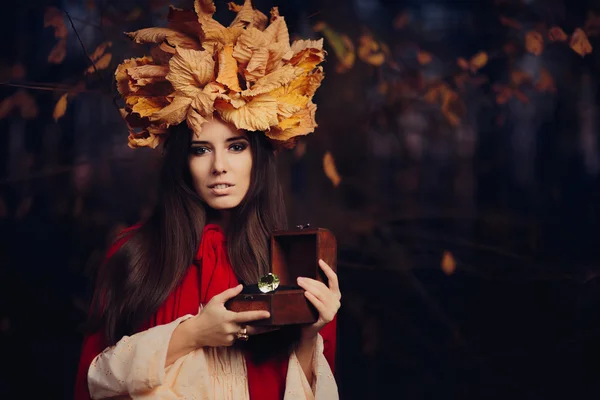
[[297, 259, 341, 340], [187, 284, 271, 348]]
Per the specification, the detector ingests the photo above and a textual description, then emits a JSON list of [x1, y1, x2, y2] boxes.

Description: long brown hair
[[88, 123, 287, 345]]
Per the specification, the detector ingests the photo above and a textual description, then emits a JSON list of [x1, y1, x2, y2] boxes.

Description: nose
[[211, 148, 228, 175]]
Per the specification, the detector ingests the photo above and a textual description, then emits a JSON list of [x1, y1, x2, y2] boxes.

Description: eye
[[229, 142, 248, 152], [190, 146, 210, 156]]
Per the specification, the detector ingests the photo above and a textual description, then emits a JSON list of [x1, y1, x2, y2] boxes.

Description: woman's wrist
[[181, 315, 204, 349]]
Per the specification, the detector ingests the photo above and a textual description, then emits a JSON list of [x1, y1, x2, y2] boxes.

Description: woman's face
[[188, 118, 252, 210]]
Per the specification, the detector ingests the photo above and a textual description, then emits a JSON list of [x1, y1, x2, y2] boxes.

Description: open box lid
[[270, 227, 337, 287]]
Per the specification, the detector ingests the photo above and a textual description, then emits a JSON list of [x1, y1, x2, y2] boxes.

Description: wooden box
[[226, 226, 337, 326]]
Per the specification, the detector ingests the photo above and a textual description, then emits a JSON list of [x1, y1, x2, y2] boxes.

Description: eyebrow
[[191, 136, 249, 145]]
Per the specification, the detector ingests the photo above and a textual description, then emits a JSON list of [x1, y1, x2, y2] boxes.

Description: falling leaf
[[525, 31, 544, 56], [313, 22, 355, 73], [85, 53, 112, 74], [499, 16, 522, 30], [358, 32, 386, 66], [48, 38, 67, 64], [441, 88, 464, 127], [494, 84, 512, 104], [441, 251, 456, 275], [323, 152, 341, 187], [513, 89, 529, 104], [570, 28, 593, 57], [393, 11, 410, 30], [293, 140, 306, 159], [535, 68, 556, 93], [53, 93, 68, 121], [44, 7, 67, 39], [90, 41, 112, 62], [417, 50, 433, 65], [469, 52, 488, 73], [510, 70, 532, 86], [457, 57, 469, 71], [548, 27, 568, 42]]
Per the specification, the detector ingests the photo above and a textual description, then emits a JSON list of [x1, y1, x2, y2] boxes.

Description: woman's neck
[[206, 209, 231, 231]]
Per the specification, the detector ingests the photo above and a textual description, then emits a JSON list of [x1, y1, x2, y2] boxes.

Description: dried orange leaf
[[244, 47, 269, 82], [126, 28, 201, 50], [90, 41, 112, 62], [417, 50, 433, 65], [513, 89, 529, 104], [548, 27, 568, 42], [441, 251, 456, 275], [525, 31, 544, 56], [85, 53, 112, 74], [217, 93, 278, 131], [510, 70, 532, 86], [457, 57, 469, 71], [186, 107, 209, 134], [44, 7, 67, 39], [323, 152, 341, 187], [149, 96, 192, 127], [358, 33, 386, 67], [441, 88, 464, 127], [495, 85, 512, 105], [131, 97, 170, 117], [314, 22, 355, 73], [228, 0, 268, 30], [53, 93, 68, 121], [191, 90, 217, 115], [48, 38, 67, 64], [268, 101, 317, 141], [469, 52, 488, 73], [570, 28, 593, 57], [167, 48, 215, 96], [241, 64, 304, 97], [217, 44, 242, 92]]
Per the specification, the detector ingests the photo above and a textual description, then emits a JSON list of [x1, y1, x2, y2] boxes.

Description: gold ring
[[236, 327, 249, 341]]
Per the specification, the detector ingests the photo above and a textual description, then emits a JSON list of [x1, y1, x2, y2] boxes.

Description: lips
[[208, 183, 234, 196]]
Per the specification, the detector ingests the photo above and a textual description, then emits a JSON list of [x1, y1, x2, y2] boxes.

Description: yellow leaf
[[314, 22, 355, 73], [570, 28, 593, 57], [216, 93, 278, 131], [85, 53, 112, 74], [126, 28, 201, 50], [548, 27, 568, 42], [131, 97, 170, 117], [525, 31, 544, 56], [285, 39, 325, 72], [244, 47, 269, 82], [186, 107, 208, 135], [469, 52, 488, 73], [323, 152, 341, 187], [441, 88, 464, 127], [217, 44, 241, 92], [241, 64, 304, 97], [228, 0, 268, 30], [149, 96, 192, 127], [441, 251, 456, 275], [44, 7, 67, 39], [417, 50, 433, 65], [53, 93, 68, 121], [167, 48, 215, 97], [358, 33, 386, 67], [128, 129, 162, 149], [457, 57, 469, 71], [90, 41, 112, 62], [510, 70, 532, 86], [267, 101, 317, 141], [495, 85, 512, 105], [48, 38, 67, 64]]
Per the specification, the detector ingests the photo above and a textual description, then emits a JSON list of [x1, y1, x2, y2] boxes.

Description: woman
[[75, 1, 339, 399]]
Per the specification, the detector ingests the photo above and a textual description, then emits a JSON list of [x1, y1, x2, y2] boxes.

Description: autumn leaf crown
[[116, 0, 326, 149]]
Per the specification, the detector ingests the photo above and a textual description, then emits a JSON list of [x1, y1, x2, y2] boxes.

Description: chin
[[205, 197, 243, 210]]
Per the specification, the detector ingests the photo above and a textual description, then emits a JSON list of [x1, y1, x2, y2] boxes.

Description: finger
[[319, 259, 340, 294], [297, 277, 331, 303], [304, 290, 334, 322], [232, 310, 271, 323], [212, 284, 244, 304]]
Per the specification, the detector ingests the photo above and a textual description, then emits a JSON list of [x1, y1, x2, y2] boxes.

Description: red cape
[[74, 224, 336, 399]]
